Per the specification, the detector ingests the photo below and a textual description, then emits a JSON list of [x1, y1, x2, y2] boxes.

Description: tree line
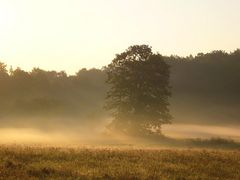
[[0, 65, 107, 127], [0, 48, 239, 129]]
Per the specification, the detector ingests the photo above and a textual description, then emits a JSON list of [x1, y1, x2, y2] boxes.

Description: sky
[[0, 0, 239, 74]]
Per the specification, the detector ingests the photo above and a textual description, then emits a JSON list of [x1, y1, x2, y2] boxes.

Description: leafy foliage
[[0, 65, 107, 128], [105, 45, 171, 135]]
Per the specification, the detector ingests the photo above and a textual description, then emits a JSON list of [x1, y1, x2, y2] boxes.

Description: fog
[[0, 50, 240, 147], [162, 124, 240, 142], [0, 122, 239, 147]]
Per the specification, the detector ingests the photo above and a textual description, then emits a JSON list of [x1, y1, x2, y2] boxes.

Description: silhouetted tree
[[105, 45, 172, 136], [0, 62, 8, 81], [0, 62, 9, 111]]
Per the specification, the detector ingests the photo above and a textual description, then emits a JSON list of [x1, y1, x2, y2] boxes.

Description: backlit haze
[[0, 0, 240, 74]]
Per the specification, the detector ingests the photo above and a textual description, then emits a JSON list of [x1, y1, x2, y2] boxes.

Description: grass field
[[0, 146, 239, 179]]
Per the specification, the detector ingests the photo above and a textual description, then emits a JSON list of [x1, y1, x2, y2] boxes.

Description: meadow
[[0, 145, 239, 179]]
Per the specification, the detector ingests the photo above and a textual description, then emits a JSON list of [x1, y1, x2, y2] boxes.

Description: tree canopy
[[105, 45, 172, 135]]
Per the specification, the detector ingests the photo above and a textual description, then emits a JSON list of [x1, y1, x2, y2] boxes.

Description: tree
[[0, 62, 9, 106], [0, 62, 8, 80], [105, 45, 172, 136]]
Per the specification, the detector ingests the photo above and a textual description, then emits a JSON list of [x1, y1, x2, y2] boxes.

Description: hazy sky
[[0, 0, 239, 74]]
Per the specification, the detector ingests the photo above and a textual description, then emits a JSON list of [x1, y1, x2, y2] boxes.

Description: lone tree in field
[[105, 45, 172, 136]]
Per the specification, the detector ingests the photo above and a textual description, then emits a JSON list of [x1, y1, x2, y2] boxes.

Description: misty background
[[0, 50, 240, 138]]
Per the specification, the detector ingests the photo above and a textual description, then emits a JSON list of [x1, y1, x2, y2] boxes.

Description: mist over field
[[0, 50, 240, 146], [1, 1, 240, 179]]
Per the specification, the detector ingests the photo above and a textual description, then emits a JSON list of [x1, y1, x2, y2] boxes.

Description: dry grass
[[0, 145, 239, 179]]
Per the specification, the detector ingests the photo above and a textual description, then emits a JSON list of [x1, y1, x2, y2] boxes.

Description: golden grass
[[0, 145, 239, 179]]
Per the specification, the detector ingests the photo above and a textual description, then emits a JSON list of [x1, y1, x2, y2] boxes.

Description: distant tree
[[0, 62, 8, 79], [105, 45, 172, 136], [0, 62, 9, 106]]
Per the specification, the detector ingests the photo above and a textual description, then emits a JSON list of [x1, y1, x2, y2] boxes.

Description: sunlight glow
[[0, 0, 240, 74]]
